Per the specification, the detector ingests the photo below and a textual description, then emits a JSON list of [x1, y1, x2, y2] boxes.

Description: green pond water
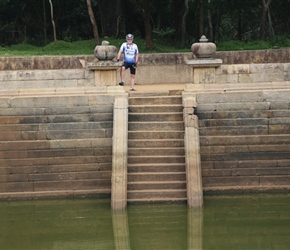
[[0, 194, 290, 250]]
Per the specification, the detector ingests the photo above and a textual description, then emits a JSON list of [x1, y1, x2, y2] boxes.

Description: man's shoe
[[130, 88, 136, 91], [119, 82, 124, 86]]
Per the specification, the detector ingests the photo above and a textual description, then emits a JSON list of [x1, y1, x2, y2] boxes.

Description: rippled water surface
[[1, 194, 290, 250]]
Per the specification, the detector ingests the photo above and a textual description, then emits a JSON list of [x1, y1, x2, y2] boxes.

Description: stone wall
[[1, 48, 290, 87]]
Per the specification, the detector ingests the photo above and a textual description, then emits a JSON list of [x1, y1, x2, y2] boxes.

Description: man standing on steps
[[116, 34, 139, 91]]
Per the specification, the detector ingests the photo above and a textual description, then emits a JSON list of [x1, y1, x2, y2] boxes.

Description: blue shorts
[[123, 62, 136, 75]]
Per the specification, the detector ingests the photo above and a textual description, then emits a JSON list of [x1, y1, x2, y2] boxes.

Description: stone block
[[202, 176, 260, 187], [263, 89, 290, 102], [196, 91, 265, 104], [33, 179, 110, 192], [217, 64, 250, 75], [202, 169, 232, 177], [260, 176, 290, 186], [249, 63, 284, 74], [238, 73, 252, 83], [269, 125, 290, 134], [193, 67, 216, 84], [0, 182, 34, 192]]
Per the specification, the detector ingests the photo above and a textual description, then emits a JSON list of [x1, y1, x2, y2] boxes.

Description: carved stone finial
[[191, 35, 216, 58], [94, 40, 117, 60]]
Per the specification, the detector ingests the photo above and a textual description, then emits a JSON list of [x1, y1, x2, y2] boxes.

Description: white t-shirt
[[120, 42, 139, 64]]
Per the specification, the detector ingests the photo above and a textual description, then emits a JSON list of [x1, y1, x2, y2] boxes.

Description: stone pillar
[[87, 62, 121, 86], [187, 35, 222, 84], [186, 59, 222, 84], [112, 210, 131, 249], [111, 95, 128, 210], [87, 40, 121, 86], [182, 94, 203, 207]]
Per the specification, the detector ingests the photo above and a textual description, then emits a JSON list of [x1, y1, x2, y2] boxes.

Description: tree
[[260, 0, 272, 40], [86, 0, 100, 45], [48, 0, 57, 41], [129, 0, 154, 49], [181, 0, 189, 48], [199, 0, 204, 38], [98, 0, 121, 37]]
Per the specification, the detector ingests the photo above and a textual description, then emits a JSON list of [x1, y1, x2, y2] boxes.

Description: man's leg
[[130, 74, 135, 89], [119, 66, 126, 86], [129, 65, 136, 90]]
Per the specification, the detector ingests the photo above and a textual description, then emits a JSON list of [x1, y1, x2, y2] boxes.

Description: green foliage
[[0, 37, 289, 57], [270, 35, 290, 48], [216, 40, 271, 51]]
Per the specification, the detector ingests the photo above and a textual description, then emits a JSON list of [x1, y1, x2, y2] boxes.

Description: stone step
[[127, 181, 186, 190], [200, 151, 290, 161], [0, 155, 111, 167], [195, 89, 290, 104], [129, 121, 184, 131], [202, 167, 290, 177], [187, 82, 290, 94], [128, 163, 185, 173], [0, 86, 107, 96], [200, 134, 290, 146], [199, 125, 268, 136], [127, 197, 187, 203], [128, 155, 185, 164], [128, 148, 185, 156], [128, 89, 183, 97], [0, 179, 111, 193], [199, 117, 290, 127], [202, 175, 290, 190], [0, 128, 113, 141], [0, 113, 113, 124], [127, 189, 187, 200], [196, 102, 271, 112], [0, 94, 115, 109], [197, 110, 272, 119], [128, 172, 186, 182], [128, 139, 184, 148], [128, 131, 184, 139], [0, 163, 111, 175], [0, 138, 111, 151], [126, 93, 186, 203], [0, 147, 111, 159], [0, 170, 111, 183], [201, 159, 290, 169], [129, 113, 183, 122], [0, 105, 113, 116], [199, 118, 268, 127], [198, 110, 290, 120], [129, 96, 182, 106], [0, 121, 113, 131], [201, 144, 290, 155], [271, 110, 290, 117], [129, 105, 183, 113]]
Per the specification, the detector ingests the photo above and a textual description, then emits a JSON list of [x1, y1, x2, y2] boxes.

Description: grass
[[0, 36, 290, 57]]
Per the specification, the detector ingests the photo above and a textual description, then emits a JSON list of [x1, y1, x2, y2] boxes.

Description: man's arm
[[135, 53, 139, 64], [116, 44, 124, 61]]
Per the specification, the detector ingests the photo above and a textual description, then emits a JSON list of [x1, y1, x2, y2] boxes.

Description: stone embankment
[[0, 48, 290, 202]]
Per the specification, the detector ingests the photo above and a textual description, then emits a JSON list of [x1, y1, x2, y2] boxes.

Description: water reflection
[[0, 194, 290, 250], [112, 210, 131, 250]]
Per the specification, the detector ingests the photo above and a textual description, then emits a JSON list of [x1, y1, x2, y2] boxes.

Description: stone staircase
[[0, 90, 114, 198], [127, 91, 187, 203], [196, 89, 290, 193]]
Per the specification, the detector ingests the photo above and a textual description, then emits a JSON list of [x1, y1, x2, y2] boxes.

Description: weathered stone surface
[[94, 41, 117, 60], [111, 95, 128, 210]]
